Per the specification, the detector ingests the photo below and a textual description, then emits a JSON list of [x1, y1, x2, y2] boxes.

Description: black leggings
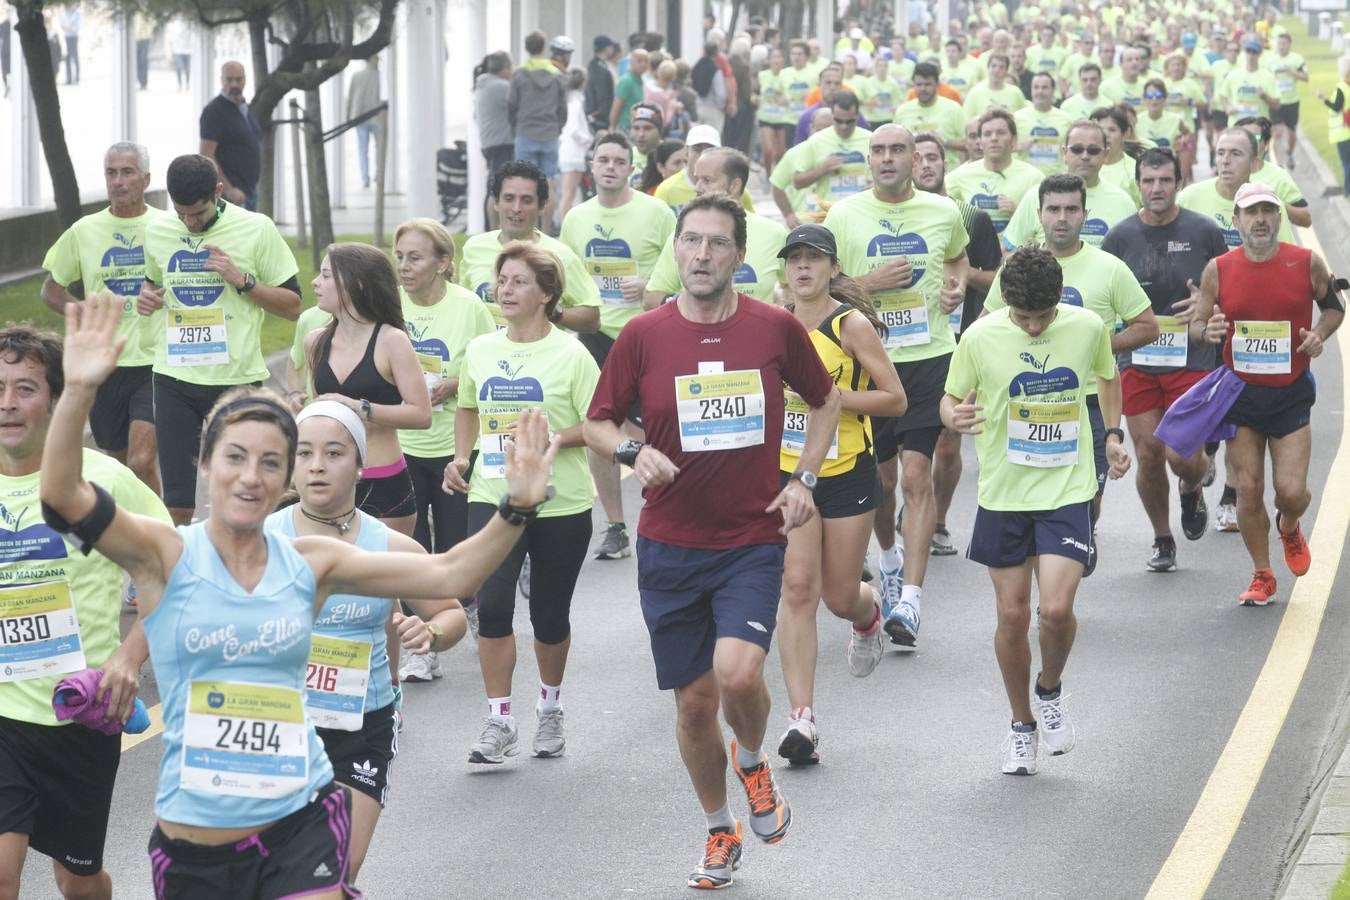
[[466, 504, 592, 644], [406, 453, 469, 553]]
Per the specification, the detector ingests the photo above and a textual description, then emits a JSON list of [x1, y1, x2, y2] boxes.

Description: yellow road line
[[1147, 224, 1350, 898], [120, 703, 163, 752]]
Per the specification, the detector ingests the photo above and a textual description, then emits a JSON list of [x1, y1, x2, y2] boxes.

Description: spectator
[[618, 32, 647, 78], [549, 34, 574, 72], [692, 41, 730, 131], [133, 13, 152, 89], [558, 68, 591, 221], [509, 30, 568, 231], [347, 55, 381, 189], [724, 37, 755, 153], [199, 61, 263, 210], [474, 51, 514, 228], [645, 59, 681, 127], [611, 47, 648, 131], [59, 4, 78, 85], [168, 16, 192, 91], [1317, 56, 1350, 197], [585, 34, 619, 132]]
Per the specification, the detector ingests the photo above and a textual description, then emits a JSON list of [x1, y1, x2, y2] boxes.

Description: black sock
[[1155, 534, 1176, 547], [1221, 485, 1237, 505], [1034, 678, 1060, 699]]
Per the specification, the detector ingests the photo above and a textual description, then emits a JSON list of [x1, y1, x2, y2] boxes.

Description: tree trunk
[[303, 77, 334, 269], [781, 0, 805, 39], [14, 1, 81, 226], [248, 15, 276, 217]]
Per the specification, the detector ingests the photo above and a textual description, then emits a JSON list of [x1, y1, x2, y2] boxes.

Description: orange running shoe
[[687, 820, 742, 889], [1238, 569, 1278, 606], [730, 740, 792, 844], [1277, 513, 1312, 577]]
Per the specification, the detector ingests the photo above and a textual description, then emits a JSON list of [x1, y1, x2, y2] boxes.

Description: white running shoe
[[1215, 502, 1240, 533], [399, 650, 443, 684], [533, 707, 566, 758], [1032, 689, 1076, 756], [776, 715, 819, 765], [1002, 725, 1038, 775], [468, 716, 519, 764], [846, 602, 884, 678]]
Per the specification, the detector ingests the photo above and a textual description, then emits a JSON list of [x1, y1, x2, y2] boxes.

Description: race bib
[[874, 292, 931, 348], [304, 636, 372, 732], [166, 308, 228, 367], [417, 353, 445, 412], [589, 257, 639, 307], [828, 172, 868, 198], [478, 411, 523, 478], [1131, 315, 1188, 367], [1277, 77, 1294, 95], [675, 370, 766, 451], [181, 682, 309, 799], [949, 305, 964, 335], [1232, 320, 1291, 374], [0, 582, 84, 682], [781, 392, 839, 458], [1007, 399, 1080, 468]]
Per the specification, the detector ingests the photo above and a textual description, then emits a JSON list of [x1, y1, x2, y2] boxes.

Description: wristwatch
[[496, 486, 556, 525], [614, 439, 644, 467], [238, 273, 257, 293], [1104, 427, 1126, 444], [789, 470, 818, 491], [425, 621, 443, 647], [360, 399, 372, 421]]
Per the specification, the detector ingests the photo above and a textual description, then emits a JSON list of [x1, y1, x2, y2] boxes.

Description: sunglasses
[[1067, 144, 1104, 156], [1144, 91, 1166, 99]]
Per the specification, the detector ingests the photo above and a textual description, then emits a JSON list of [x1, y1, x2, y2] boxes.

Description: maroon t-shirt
[[588, 296, 835, 550]]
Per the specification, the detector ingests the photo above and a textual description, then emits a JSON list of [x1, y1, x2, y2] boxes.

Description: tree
[[12, 0, 82, 226]]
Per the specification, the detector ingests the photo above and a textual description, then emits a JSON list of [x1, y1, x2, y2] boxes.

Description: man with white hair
[[653, 124, 756, 214]]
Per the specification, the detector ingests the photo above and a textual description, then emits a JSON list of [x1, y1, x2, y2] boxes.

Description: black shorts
[[317, 704, 398, 806], [356, 460, 417, 518], [873, 353, 952, 462], [776, 123, 796, 144], [1086, 394, 1107, 498], [1210, 110, 1229, 129], [147, 782, 360, 900], [0, 716, 120, 876], [577, 331, 642, 424], [1272, 102, 1300, 129], [1225, 370, 1316, 438], [153, 374, 258, 509], [88, 364, 154, 452], [967, 500, 1095, 568], [778, 455, 880, 518]]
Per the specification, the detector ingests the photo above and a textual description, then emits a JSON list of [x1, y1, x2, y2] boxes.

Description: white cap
[[849, 26, 865, 39], [1234, 181, 1280, 209], [295, 400, 368, 466], [685, 124, 722, 148]]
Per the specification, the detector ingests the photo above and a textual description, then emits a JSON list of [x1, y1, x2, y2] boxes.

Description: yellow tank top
[[780, 305, 873, 477]]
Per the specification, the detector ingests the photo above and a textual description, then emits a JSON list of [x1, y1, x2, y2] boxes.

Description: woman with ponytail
[[771, 225, 908, 766]]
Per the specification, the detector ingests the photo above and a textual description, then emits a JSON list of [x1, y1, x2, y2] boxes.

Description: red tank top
[[1216, 243, 1314, 387]]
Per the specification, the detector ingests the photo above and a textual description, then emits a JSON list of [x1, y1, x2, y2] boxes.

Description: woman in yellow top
[[773, 225, 907, 766]]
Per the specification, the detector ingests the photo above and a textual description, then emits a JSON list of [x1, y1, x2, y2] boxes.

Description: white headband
[[295, 400, 368, 465]]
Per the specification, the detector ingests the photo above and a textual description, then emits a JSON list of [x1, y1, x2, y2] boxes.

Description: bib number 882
[[215, 718, 282, 753]]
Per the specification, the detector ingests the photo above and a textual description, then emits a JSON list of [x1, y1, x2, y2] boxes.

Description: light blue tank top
[[265, 507, 396, 721], [143, 523, 333, 828]]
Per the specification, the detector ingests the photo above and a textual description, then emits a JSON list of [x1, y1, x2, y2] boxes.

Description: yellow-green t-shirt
[[778, 66, 816, 121], [1101, 74, 1145, 107], [0, 450, 170, 725], [1059, 91, 1108, 122], [399, 284, 496, 458], [796, 126, 874, 205], [289, 305, 335, 400], [1165, 77, 1206, 117], [769, 141, 820, 215], [945, 158, 1045, 234], [646, 212, 788, 304], [1059, 53, 1100, 96], [1099, 157, 1144, 206], [962, 81, 1028, 118], [824, 188, 970, 363], [42, 206, 168, 368], [1000, 180, 1139, 249], [143, 204, 298, 385], [860, 75, 903, 123], [456, 230, 602, 330], [1014, 105, 1075, 173], [1136, 111, 1187, 150], [558, 191, 677, 339], [1177, 177, 1295, 249], [757, 69, 793, 124], [942, 58, 984, 98], [893, 96, 968, 169], [653, 170, 756, 216], [945, 304, 1116, 511], [628, 148, 649, 190], [1252, 161, 1305, 206], [1221, 66, 1278, 120], [457, 327, 599, 516], [1026, 43, 1066, 76], [1263, 50, 1306, 105]]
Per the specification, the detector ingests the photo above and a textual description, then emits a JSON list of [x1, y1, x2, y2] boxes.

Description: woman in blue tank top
[[266, 402, 466, 881], [40, 295, 560, 900]]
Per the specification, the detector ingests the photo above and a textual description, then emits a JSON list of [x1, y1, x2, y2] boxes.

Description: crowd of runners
[[1, 0, 1347, 896]]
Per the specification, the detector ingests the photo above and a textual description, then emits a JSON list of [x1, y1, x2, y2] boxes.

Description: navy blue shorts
[[636, 538, 785, 690], [967, 500, 1095, 569], [1086, 395, 1106, 498]]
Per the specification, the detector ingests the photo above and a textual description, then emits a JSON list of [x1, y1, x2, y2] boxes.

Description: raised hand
[[503, 408, 561, 507], [63, 292, 126, 390]]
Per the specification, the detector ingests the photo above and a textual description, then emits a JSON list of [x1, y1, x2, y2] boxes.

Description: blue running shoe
[[877, 545, 905, 619], [884, 599, 919, 647]]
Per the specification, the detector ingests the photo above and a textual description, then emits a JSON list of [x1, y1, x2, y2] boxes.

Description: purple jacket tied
[[1154, 366, 1243, 458]]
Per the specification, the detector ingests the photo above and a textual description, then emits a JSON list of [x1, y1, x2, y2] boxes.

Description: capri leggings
[[405, 453, 469, 553], [466, 503, 592, 644]]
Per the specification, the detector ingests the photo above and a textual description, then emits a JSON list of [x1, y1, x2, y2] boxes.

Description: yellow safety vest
[[1328, 80, 1350, 144]]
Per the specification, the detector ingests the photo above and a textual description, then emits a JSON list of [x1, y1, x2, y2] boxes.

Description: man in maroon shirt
[[584, 193, 839, 890]]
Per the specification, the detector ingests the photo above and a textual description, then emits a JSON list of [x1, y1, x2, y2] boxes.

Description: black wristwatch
[[789, 470, 818, 491], [359, 399, 372, 421], [614, 439, 644, 467], [1104, 427, 1125, 444], [496, 486, 556, 526], [238, 273, 257, 293]]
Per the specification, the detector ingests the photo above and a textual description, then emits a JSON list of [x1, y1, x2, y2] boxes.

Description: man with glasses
[[584, 193, 839, 889], [791, 92, 873, 207], [1101, 147, 1229, 572], [1221, 38, 1280, 123], [1002, 120, 1138, 249]]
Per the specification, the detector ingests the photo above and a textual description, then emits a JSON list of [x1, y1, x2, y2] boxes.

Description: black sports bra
[[313, 323, 404, 407]]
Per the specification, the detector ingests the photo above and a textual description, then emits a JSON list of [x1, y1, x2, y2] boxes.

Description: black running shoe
[[1147, 537, 1178, 572], [1179, 480, 1208, 542]]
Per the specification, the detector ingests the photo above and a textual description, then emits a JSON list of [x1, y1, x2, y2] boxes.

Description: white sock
[[734, 742, 763, 770], [880, 544, 902, 570], [901, 584, 922, 610], [538, 682, 561, 712], [706, 804, 736, 832], [791, 706, 814, 723], [487, 696, 512, 719]]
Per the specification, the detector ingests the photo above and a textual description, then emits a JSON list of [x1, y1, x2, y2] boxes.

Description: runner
[[627, 103, 667, 190], [772, 225, 907, 765], [1232, 115, 1312, 227], [0, 323, 169, 900], [304, 244, 432, 538], [138, 154, 302, 525], [892, 62, 968, 169], [825, 123, 970, 645], [1014, 72, 1073, 174], [755, 47, 790, 175], [1220, 38, 1280, 127], [266, 403, 466, 879], [946, 109, 1045, 236], [653, 125, 757, 214], [445, 243, 599, 764], [1136, 77, 1191, 152], [42, 294, 558, 900], [1263, 29, 1307, 170], [962, 53, 1028, 118], [1101, 147, 1229, 571], [458, 160, 602, 334], [770, 107, 835, 226], [1060, 63, 1106, 122], [1090, 105, 1144, 205], [41, 142, 165, 494], [1002, 120, 1138, 250], [942, 244, 1131, 775], [584, 193, 840, 889], [559, 131, 676, 562], [912, 132, 1003, 556], [1102, 43, 1147, 108], [789, 92, 874, 208], [1192, 182, 1344, 605], [984, 173, 1157, 535], [1178, 127, 1295, 249]]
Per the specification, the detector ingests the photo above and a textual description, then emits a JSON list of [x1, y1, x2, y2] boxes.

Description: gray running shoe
[[1179, 481, 1208, 542], [930, 526, 957, 556], [594, 522, 631, 559], [1147, 537, 1178, 573], [399, 650, 441, 684], [518, 555, 531, 599], [468, 716, 519, 764], [533, 707, 566, 757], [846, 601, 884, 677]]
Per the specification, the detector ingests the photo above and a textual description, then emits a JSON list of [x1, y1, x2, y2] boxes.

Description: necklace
[[300, 506, 357, 535]]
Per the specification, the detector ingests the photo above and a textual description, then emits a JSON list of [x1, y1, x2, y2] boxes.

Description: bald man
[[199, 60, 263, 209]]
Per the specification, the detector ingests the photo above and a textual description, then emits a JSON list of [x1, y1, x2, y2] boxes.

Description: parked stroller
[[437, 142, 468, 226]]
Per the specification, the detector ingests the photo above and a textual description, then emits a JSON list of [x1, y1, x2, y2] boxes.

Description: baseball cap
[[1181, 32, 1198, 48], [631, 103, 665, 130], [550, 35, 575, 54], [1234, 182, 1280, 208], [778, 224, 837, 259], [1243, 38, 1263, 52], [685, 124, 722, 148], [593, 34, 616, 52], [849, 26, 865, 39]]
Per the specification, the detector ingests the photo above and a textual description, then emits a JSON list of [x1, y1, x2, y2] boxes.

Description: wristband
[[42, 483, 117, 556], [496, 486, 556, 526], [1104, 427, 1125, 444], [360, 398, 372, 421]]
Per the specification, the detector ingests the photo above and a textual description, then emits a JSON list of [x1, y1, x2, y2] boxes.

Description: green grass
[[1284, 14, 1344, 175], [1333, 852, 1350, 900], [2, 233, 467, 357]]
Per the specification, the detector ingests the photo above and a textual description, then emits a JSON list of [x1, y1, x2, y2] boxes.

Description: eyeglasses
[[677, 233, 736, 252], [1144, 91, 1166, 99], [1066, 144, 1104, 156]]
